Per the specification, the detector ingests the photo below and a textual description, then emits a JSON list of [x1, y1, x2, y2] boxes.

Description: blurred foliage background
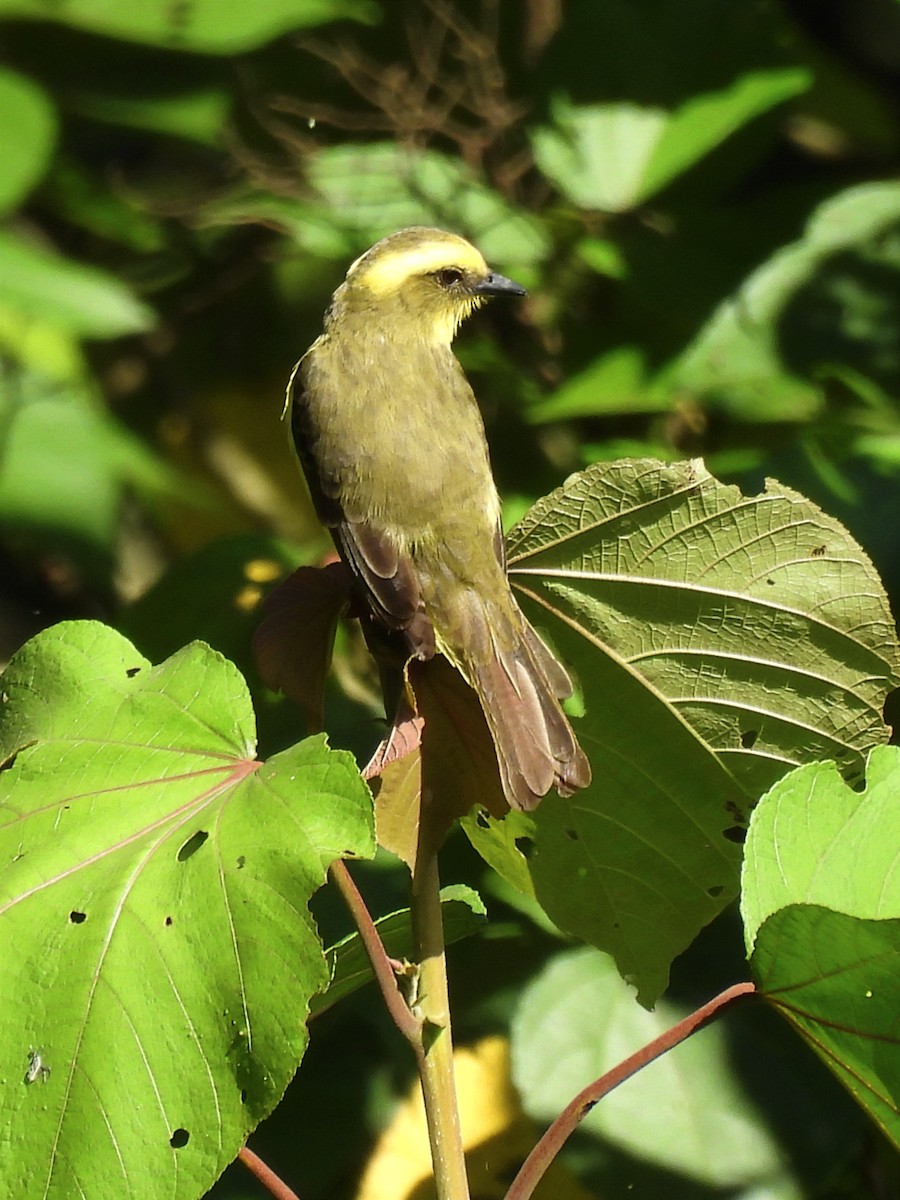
[[2, 1, 899, 1197]]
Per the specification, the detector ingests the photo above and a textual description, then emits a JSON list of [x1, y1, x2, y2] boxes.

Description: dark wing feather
[[288, 352, 435, 660]]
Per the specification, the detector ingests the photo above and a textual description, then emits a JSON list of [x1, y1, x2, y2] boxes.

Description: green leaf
[[0, 383, 187, 556], [69, 86, 231, 146], [512, 947, 786, 1188], [0, 230, 154, 338], [526, 345, 671, 422], [466, 459, 899, 1004], [750, 906, 900, 1149], [742, 747, 900, 953], [640, 68, 811, 200], [0, 0, 379, 54], [0, 68, 56, 214], [313, 884, 487, 1015], [742, 747, 900, 1147], [531, 68, 809, 212], [0, 622, 374, 1200], [667, 182, 900, 418]]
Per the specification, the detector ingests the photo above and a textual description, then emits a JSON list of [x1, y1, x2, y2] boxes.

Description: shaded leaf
[[253, 560, 353, 730], [0, 622, 374, 1200], [313, 884, 486, 1016], [526, 345, 669, 423], [751, 906, 900, 1149], [372, 656, 508, 869], [512, 947, 785, 1188]]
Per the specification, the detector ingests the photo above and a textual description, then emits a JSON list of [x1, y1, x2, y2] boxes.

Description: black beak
[[472, 271, 528, 298]]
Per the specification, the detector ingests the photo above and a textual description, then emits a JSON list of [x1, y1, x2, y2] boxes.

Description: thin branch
[[505, 982, 758, 1200], [328, 859, 422, 1045], [238, 1146, 301, 1200]]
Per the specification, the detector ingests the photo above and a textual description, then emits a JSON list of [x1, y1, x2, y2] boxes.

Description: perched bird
[[287, 226, 590, 810]]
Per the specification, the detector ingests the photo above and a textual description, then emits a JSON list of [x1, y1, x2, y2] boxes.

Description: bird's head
[[333, 227, 527, 344]]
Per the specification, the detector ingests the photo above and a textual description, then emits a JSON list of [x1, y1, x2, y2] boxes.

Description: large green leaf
[[0, 0, 378, 54], [0, 622, 374, 1200], [532, 68, 809, 212], [0, 69, 56, 215], [465, 459, 899, 1004], [743, 747, 900, 1147]]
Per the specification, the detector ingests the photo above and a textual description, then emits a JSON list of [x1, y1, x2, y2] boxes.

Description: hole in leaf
[[514, 836, 533, 860], [236, 855, 245, 870], [240, 1088, 248, 1104], [564, 828, 579, 841], [707, 885, 724, 898], [723, 825, 747, 845], [177, 831, 209, 862], [475, 810, 491, 829], [740, 729, 758, 749], [882, 685, 900, 734], [125, 666, 141, 678], [165, 916, 173, 927], [69, 910, 86, 924], [169, 1128, 190, 1149], [766, 578, 775, 586]]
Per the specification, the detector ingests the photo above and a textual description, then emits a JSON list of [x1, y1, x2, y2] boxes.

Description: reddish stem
[[329, 859, 422, 1045], [238, 1146, 301, 1200], [505, 981, 758, 1200]]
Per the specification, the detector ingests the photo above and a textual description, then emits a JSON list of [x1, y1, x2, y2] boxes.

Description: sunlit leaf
[[532, 69, 809, 212], [215, 144, 550, 280], [464, 459, 899, 1004], [0, 622, 374, 1200], [667, 182, 900, 418], [743, 747, 900, 1146]]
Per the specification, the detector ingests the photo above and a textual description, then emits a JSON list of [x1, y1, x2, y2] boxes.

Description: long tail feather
[[463, 603, 591, 811]]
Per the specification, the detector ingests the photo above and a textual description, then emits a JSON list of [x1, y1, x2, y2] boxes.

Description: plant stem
[[329, 860, 421, 1044], [238, 1146, 301, 1200], [505, 981, 757, 1200], [410, 840, 471, 1200]]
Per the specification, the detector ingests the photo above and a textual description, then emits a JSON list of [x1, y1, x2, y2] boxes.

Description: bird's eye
[[435, 268, 464, 288]]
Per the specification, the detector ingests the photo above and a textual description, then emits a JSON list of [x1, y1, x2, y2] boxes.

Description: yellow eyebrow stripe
[[354, 239, 488, 295]]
